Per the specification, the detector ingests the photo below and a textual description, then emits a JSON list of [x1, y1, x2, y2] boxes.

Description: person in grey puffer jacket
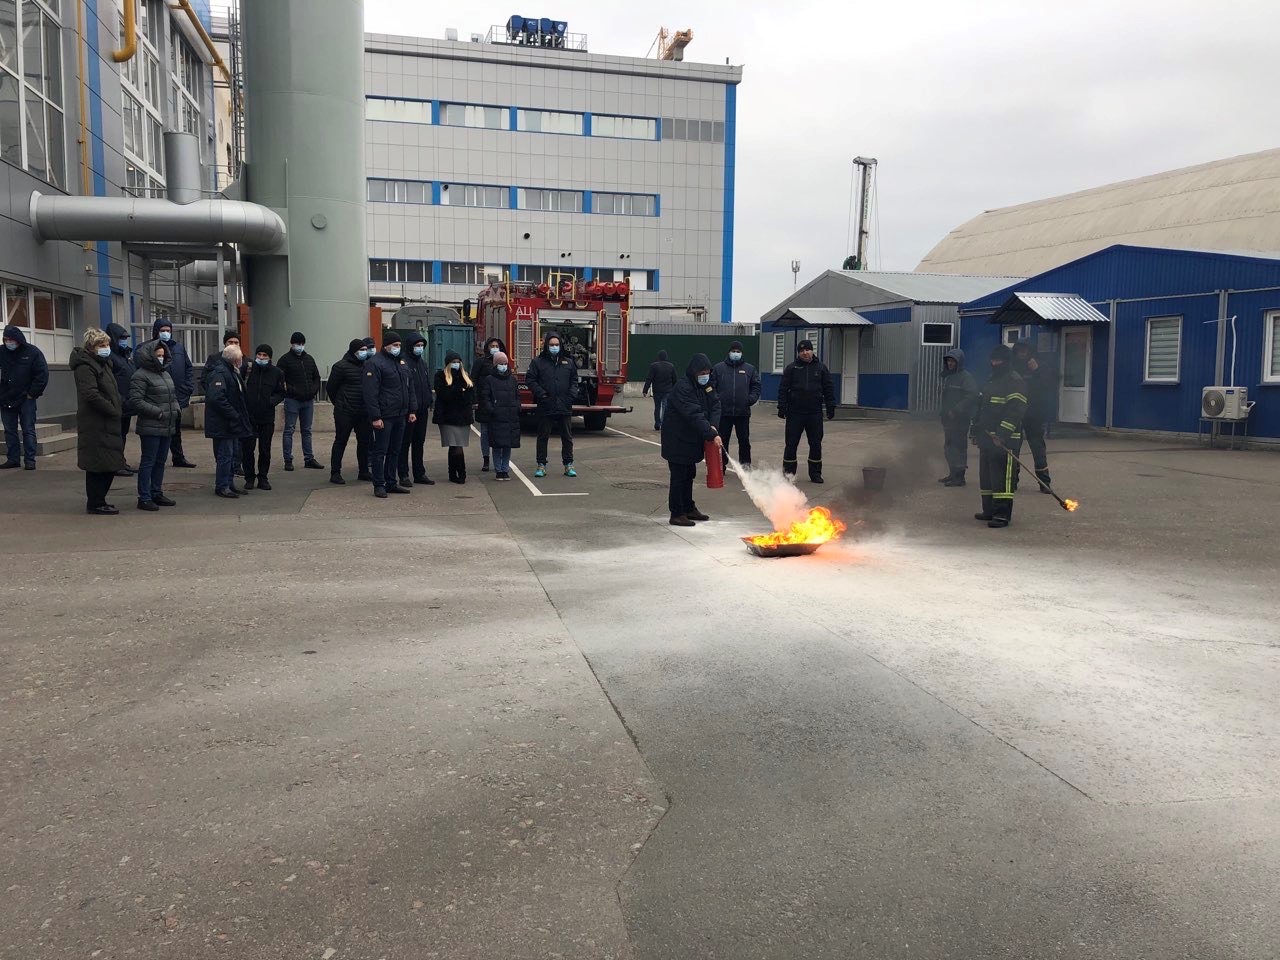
[[128, 340, 180, 510], [938, 346, 979, 487]]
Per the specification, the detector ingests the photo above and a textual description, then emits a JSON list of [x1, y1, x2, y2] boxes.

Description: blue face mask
[[496, 364, 509, 374], [697, 374, 711, 386], [450, 362, 461, 371], [159, 331, 171, 342], [549, 345, 560, 355], [3, 341, 16, 351], [729, 351, 742, 362], [255, 357, 269, 366], [118, 339, 130, 349], [388, 346, 401, 358], [96, 346, 111, 358], [413, 345, 424, 357], [489, 346, 499, 355], [292, 344, 304, 354], [356, 349, 369, 361]]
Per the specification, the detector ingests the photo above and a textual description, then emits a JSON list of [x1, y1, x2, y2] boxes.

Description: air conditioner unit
[[1202, 386, 1249, 419]]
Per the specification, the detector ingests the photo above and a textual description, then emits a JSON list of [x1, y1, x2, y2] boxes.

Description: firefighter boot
[[782, 459, 798, 478], [988, 501, 1013, 528], [975, 494, 994, 522], [809, 459, 824, 484]]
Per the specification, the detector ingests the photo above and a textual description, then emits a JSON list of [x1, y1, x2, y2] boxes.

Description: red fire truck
[[474, 272, 631, 430]]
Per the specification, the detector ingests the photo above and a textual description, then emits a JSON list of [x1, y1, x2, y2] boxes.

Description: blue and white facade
[[363, 32, 741, 322], [959, 245, 1280, 441]]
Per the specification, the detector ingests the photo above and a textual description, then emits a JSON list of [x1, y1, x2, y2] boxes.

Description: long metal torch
[[988, 434, 1079, 512]]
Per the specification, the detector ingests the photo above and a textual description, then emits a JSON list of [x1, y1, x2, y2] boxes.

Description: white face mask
[[159, 331, 172, 342], [292, 344, 305, 354], [489, 346, 499, 355], [96, 346, 112, 358], [496, 364, 509, 374]]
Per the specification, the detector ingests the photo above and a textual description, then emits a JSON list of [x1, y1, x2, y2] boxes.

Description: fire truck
[[474, 271, 631, 430]]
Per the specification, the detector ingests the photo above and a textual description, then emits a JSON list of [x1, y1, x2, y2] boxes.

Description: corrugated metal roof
[[776, 307, 874, 327], [918, 148, 1280, 276], [833, 271, 1026, 304], [989, 293, 1111, 325]]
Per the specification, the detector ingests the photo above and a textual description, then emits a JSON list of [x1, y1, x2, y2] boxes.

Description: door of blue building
[[1059, 328, 1091, 423]]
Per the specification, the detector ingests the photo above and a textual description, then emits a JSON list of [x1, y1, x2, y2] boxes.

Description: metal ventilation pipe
[[29, 191, 287, 252], [163, 131, 203, 204], [180, 259, 243, 286]]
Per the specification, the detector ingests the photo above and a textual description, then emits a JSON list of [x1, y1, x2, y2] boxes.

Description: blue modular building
[[958, 245, 1280, 441]]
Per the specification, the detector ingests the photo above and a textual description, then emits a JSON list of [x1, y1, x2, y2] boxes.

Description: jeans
[[667, 461, 696, 516], [241, 422, 275, 480], [282, 397, 315, 463], [536, 414, 574, 466], [213, 437, 238, 491], [137, 434, 171, 502], [942, 415, 969, 475], [331, 408, 371, 477], [478, 422, 491, 460], [370, 416, 406, 488], [718, 414, 752, 466], [1, 397, 37, 465], [491, 445, 512, 473], [651, 394, 668, 429], [85, 470, 115, 508], [398, 412, 430, 480], [783, 415, 824, 475]]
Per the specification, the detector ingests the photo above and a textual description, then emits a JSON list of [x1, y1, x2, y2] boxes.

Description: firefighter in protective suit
[[971, 343, 1028, 528]]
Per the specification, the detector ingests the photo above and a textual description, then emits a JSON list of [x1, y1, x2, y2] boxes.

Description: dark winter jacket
[[69, 346, 126, 474], [972, 366, 1028, 451], [152, 318, 194, 407], [403, 332, 435, 416], [939, 347, 979, 422], [432, 352, 476, 427], [363, 348, 417, 421], [203, 356, 254, 440], [128, 341, 180, 437], [661, 353, 721, 465], [201, 349, 245, 389], [105, 323, 136, 415], [712, 357, 761, 418], [470, 338, 507, 422], [525, 335, 579, 416], [1014, 344, 1058, 422], [326, 341, 368, 418], [479, 367, 521, 448], [277, 346, 322, 402], [778, 354, 836, 419], [0, 325, 50, 408], [243, 359, 286, 426], [643, 351, 678, 398]]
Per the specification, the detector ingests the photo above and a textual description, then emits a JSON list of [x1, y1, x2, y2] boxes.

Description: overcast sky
[[364, 0, 1280, 320]]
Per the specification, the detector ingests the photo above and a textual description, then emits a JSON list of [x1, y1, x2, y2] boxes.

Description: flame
[[1063, 498, 1079, 512], [747, 506, 847, 547]]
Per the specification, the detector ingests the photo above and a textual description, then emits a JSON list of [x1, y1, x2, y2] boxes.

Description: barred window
[[1144, 316, 1181, 382]]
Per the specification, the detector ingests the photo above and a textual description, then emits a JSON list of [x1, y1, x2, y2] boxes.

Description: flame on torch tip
[[746, 506, 847, 547], [1063, 498, 1079, 512]]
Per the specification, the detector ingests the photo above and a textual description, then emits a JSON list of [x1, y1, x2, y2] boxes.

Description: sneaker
[[374, 486, 388, 499], [534, 465, 547, 478], [153, 494, 177, 507], [284, 462, 294, 472], [136, 499, 160, 512], [330, 474, 346, 485], [304, 459, 325, 470], [564, 464, 577, 478], [215, 488, 239, 499], [669, 514, 695, 527], [257, 478, 272, 491]]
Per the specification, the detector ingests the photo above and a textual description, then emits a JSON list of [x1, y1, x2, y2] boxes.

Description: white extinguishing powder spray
[[725, 456, 809, 531]]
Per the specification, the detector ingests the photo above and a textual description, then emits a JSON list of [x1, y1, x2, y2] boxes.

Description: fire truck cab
[[475, 272, 631, 430]]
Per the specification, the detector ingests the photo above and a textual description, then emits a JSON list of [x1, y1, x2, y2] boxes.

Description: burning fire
[[746, 506, 847, 547], [1063, 498, 1079, 512]]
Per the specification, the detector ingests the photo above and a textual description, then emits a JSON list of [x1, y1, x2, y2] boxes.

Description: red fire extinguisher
[[705, 440, 724, 488]]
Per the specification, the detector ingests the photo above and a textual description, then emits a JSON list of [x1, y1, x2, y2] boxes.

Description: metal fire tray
[[741, 537, 824, 558]]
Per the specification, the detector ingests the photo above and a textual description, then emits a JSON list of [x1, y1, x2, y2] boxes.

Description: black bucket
[[862, 466, 887, 490]]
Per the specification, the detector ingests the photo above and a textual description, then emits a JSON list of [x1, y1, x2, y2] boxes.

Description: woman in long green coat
[[70, 328, 127, 514]]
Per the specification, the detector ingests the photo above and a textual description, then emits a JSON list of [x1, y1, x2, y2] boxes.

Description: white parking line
[[606, 426, 662, 447], [471, 426, 588, 497]]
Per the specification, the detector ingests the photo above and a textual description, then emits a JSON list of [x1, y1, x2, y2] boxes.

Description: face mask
[[255, 357, 269, 366], [697, 374, 711, 386], [489, 346, 499, 356], [356, 349, 369, 361], [413, 345, 424, 357], [496, 364, 509, 374], [388, 346, 401, 358], [159, 331, 171, 342], [96, 347, 111, 358], [118, 339, 130, 349], [292, 344, 304, 354], [729, 351, 742, 362], [156, 357, 166, 367], [549, 345, 560, 356], [3, 342, 16, 351], [450, 362, 461, 371]]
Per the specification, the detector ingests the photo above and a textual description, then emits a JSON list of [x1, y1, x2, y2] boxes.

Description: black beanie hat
[[730, 340, 743, 351], [222, 330, 239, 344], [382, 329, 402, 346], [361, 336, 376, 349], [990, 344, 1012, 363], [255, 343, 273, 359], [797, 339, 814, 351], [290, 331, 306, 345], [348, 338, 364, 354]]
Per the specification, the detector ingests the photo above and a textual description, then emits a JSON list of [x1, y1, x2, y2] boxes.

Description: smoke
[[726, 455, 810, 530]]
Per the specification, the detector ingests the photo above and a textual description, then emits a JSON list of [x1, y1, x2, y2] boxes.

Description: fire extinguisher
[[705, 439, 724, 488]]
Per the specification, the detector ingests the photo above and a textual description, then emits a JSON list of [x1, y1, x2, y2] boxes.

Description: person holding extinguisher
[[661, 353, 722, 527]]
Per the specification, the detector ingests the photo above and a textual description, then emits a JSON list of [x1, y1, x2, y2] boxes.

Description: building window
[[441, 183, 508, 208], [921, 322, 954, 345], [516, 187, 581, 213], [0, 0, 65, 188], [595, 268, 657, 292], [1002, 326, 1023, 346], [515, 108, 581, 134], [1144, 316, 1182, 383], [117, 0, 167, 196], [516, 265, 584, 284], [592, 114, 656, 140], [369, 259, 429, 283], [659, 116, 724, 143], [3, 279, 74, 362], [442, 262, 503, 286], [367, 178, 427, 203], [1264, 310, 1280, 384], [593, 192, 657, 217], [440, 102, 506, 129], [169, 14, 203, 139], [365, 97, 431, 124]]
